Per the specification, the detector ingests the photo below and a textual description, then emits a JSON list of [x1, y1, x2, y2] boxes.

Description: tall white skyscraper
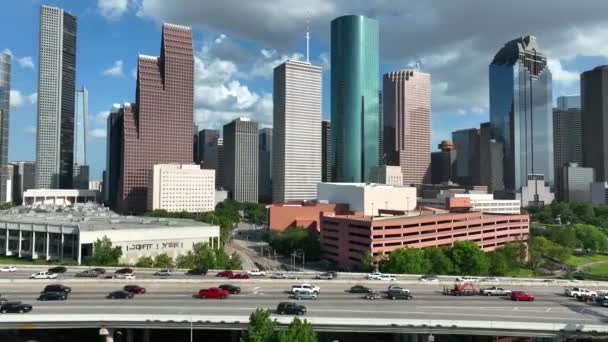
[[73, 86, 88, 189], [0, 52, 11, 202], [36, 5, 77, 189], [272, 60, 322, 202]]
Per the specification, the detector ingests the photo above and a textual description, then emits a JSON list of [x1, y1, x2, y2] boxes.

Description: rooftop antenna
[[306, 16, 310, 63]]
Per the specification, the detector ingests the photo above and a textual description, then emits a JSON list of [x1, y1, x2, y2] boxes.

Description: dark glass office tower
[[489, 36, 553, 194], [331, 15, 380, 182], [581, 66, 608, 182]]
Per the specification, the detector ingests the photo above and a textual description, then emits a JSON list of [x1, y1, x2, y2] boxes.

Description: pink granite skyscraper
[[117, 23, 194, 214]]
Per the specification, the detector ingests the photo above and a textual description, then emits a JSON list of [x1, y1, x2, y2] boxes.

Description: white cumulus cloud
[[101, 60, 124, 77], [9, 90, 37, 108], [89, 128, 107, 139], [17, 56, 34, 69], [97, 0, 129, 20]]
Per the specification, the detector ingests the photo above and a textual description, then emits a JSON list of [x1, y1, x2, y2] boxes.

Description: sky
[[3, 0, 608, 181]]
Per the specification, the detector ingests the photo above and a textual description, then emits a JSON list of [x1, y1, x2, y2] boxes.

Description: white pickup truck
[[30, 271, 57, 279], [565, 287, 597, 298], [480, 286, 511, 296], [291, 284, 320, 294]]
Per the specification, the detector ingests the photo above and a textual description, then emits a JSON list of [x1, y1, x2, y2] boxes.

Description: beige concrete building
[[23, 189, 99, 206], [317, 183, 417, 216], [369, 165, 403, 186], [147, 164, 215, 213]]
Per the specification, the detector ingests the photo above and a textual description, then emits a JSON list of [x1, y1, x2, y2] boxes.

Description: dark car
[[47, 266, 67, 274], [216, 270, 234, 278], [186, 268, 208, 276], [327, 271, 338, 279], [349, 285, 372, 294], [38, 291, 67, 301], [230, 273, 250, 279], [387, 289, 413, 300], [43, 284, 71, 294], [219, 284, 241, 294], [107, 291, 134, 299], [123, 285, 146, 294], [75, 270, 99, 278], [114, 268, 134, 274], [0, 302, 32, 313], [276, 302, 306, 315], [91, 268, 106, 274]]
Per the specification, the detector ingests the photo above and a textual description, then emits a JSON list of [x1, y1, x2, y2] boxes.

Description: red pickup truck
[[197, 288, 229, 299], [511, 291, 534, 301]]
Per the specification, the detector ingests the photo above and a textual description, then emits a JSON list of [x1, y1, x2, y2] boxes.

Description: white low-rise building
[[419, 192, 521, 214], [147, 164, 215, 213], [23, 189, 99, 206], [369, 166, 403, 186], [517, 174, 554, 207], [317, 183, 417, 216]]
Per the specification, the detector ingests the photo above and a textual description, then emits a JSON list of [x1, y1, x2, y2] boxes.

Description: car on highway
[[271, 272, 288, 279], [186, 268, 208, 276], [218, 284, 241, 294], [367, 272, 383, 280], [42, 284, 71, 294], [364, 291, 382, 300], [38, 291, 67, 301], [48, 266, 67, 274], [565, 287, 597, 298], [75, 270, 99, 278], [276, 302, 306, 315], [377, 274, 396, 281], [197, 287, 229, 299], [30, 271, 57, 279], [315, 272, 334, 280], [0, 302, 32, 314], [482, 277, 500, 282], [230, 273, 250, 279], [456, 276, 479, 282], [124, 285, 146, 294], [387, 288, 413, 300], [511, 291, 534, 301], [216, 270, 234, 278], [291, 290, 318, 300], [0, 266, 17, 272], [419, 275, 439, 282], [115, 268, 134, 275], [387, 285, 410, 293], [247, 269, 266, 276], [154, 269, 174, 277], [480, 286, 511, 296], [349, 285, 372, 294], [114, 273, 136, 280], [107, 290, 134, 299], [91, 268, 106, 274], [291, 284, 320, 294]]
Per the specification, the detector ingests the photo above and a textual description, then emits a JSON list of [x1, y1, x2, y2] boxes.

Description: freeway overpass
[[0, 279, 606, 341]]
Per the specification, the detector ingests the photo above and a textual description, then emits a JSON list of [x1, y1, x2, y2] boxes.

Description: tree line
[[528, 202, 608, 230], [266, 227, 321, 262], [241, 308, 316, 342]]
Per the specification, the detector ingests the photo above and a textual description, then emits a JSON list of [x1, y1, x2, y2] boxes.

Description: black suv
[[349, 285, 371, 293], [186, 268, 208, 276], [387, 289, 413, 300], [43, 284, 71, 294], [276, 302, 306, 315], [107, 291, 134, 299], [47, 266, 67, 274], [38, 292, 67, 301], [0, 302, 32, 313], [219, 284, 241, 294]]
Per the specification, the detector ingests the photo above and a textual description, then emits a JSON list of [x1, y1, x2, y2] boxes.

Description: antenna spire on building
[[306, 16, 310, 63]]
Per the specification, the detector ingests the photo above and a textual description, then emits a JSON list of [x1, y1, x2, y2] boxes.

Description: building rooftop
[[0, 203, 215, 231]]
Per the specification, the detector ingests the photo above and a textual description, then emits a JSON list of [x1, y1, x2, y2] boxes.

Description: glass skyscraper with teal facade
[[490, 36, 554, 194], [331, 15, 380, 182]]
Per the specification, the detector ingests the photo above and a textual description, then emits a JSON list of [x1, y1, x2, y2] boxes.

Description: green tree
[[572, 224, 608, 254], [135, 256, 154, 268], [380, 248, 430, 274], [423, 247, 453, 275], [0, 202, 12, 210], [267, 227, 321, 261], [547, 226, 579, 249], [226, 252, 243, 270], [277, 317, 317, 342], [487, 251, 510, 276], [358, 251, 374, 272], [154, 253, 174, 268], [86, 236, 123, 266], [241, 308, 276, 342], [449, 241, 489, 275]]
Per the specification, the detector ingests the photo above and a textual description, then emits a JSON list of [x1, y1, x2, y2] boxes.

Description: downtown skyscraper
[[258, 128, 272, 203], [582, 66, 608, 182], [36, 5, 77, 189], [73, 86, 89, 189], [117, 23, 194, 214], [331, 15, 380, 182], [0, 52, 10, 202], [273, 60, 322, 202], [382, 70, 431, 185], [489, 36, 554, 194], [223, 118, 258, 203]]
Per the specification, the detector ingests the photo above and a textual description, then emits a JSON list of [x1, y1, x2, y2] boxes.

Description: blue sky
[[3, 0, 608, 180]]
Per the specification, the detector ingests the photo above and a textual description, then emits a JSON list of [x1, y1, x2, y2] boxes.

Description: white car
[[456, 276, 479, 282], [482, 277, 500, 282], [248, 269, 266, 276], [367, 272, 383, 280], [0, 266, 17, 272], [565, 287, 597, 298], [30, 271, 57, 279], [378, 274, 396, 281], [115, 273, 136, 280], [291, 284, 320, 294], [154, 269, 174, 277]]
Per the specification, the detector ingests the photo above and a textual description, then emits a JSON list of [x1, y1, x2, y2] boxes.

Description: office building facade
[[199, 129, 223, 188], [0, 52, 10, 203], [258, 128, 272, 203], [431, 140, 456, 184], [553, 108, 582, 200], [479, 122, 492, 189], [36, 5, 77, 189], [321, 120, 331, 182], [147, 164, 215, 213], [517, 174, 554, 207], [105, 105, 123, 208], [73, 86, 88, 189], [581, 66, 608, 182], [557, 95, 580, 110], [273, 60, 322, 202], [117, 24, 194, 214], [562, 163, 593, 203], [383, 70, 431, 185], [452, 128, 480, 186], [368, 165, 403, 186], [9, 161, 35, 205], [223, 118, 258, 203], [489, 36, 554, 194], [592, 182, 608, 205], [331, 15, 380, 183]]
